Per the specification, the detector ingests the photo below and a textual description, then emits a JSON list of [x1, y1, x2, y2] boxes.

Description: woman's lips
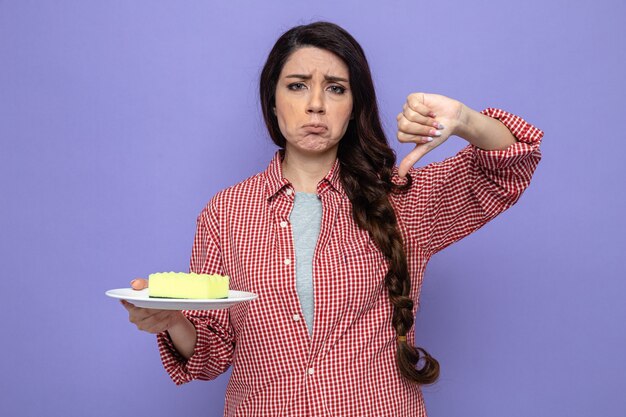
[[302, 123, 328, 134]]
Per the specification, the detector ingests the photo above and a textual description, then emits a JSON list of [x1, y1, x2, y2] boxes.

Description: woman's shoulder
[[215, 172, 266, 201], [198, 171, 267, 218]]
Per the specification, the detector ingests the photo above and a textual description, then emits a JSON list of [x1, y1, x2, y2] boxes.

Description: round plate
[[105, 288, 258, 310]]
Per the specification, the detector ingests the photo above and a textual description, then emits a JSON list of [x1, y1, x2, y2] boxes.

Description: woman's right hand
[[120, 278, 188, 335], [121, 278, 198, 359]]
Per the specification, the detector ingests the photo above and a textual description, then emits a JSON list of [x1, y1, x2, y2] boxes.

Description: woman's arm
[[397, 92, 522, 176], [155, 200, 236, 385], [393, 93, 543, 255]]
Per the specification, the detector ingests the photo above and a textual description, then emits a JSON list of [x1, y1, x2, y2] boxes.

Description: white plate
[[105, 288, 258, 310]]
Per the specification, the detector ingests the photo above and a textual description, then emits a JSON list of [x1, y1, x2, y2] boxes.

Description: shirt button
[[292, 314, 300, 321], [284, 258, 291, 265], [285, 188, 293, 196], [308, 367, 314, 375], [280, 221, 288, 228]]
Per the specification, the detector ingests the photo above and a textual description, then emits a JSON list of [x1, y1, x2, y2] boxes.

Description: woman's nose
[[306, 88, 325, 114]]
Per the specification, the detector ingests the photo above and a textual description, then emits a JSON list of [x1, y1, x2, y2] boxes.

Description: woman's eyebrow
[[285, 74, 349, 83]]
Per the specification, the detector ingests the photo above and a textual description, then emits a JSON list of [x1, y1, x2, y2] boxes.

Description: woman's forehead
[[280, 47, 349, 80]]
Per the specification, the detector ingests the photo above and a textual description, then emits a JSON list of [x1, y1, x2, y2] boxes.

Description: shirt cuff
[[473, 108, 544, 170], [156, 314, 223, 385]]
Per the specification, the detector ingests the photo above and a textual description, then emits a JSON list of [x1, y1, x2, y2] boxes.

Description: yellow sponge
[[148, 272, 229, 299]]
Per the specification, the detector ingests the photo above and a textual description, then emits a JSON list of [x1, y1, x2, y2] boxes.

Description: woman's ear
[[273, 107, 277, 115]]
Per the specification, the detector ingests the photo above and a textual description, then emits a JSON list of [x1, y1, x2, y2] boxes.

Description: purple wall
[[1, 1, 625, 416]]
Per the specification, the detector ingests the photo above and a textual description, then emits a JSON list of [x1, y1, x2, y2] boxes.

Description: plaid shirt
[[157, 108, 543, 416]]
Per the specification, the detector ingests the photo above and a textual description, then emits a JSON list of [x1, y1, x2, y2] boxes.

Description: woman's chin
[[288, 142, 340, 157]]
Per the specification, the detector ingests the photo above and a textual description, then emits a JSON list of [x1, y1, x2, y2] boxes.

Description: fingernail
[[425, 137, 433, 142], [429, 129, 442, 137], [429, 111, 437, 117]]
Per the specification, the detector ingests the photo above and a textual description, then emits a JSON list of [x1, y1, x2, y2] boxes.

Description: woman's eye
[[329, 85, 346, 94], [288, 82, 306, 90]]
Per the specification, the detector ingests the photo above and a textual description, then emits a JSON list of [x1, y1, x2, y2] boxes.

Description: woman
[[121, 21, 543, 416]]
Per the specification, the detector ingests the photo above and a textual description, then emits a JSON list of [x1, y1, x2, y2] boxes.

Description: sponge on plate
[[148, 272, 229, 299]]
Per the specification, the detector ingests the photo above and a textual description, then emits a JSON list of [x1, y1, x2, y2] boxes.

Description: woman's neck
[[281, 148, 337, 193]]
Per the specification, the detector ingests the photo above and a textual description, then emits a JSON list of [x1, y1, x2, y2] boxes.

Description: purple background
[[1, 1, 625, 416]]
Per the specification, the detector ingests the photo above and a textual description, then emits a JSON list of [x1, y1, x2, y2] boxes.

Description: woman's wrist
[[453, 103, 474, 141], [167, 312, 197, 360], [455, 104, 517, 151]]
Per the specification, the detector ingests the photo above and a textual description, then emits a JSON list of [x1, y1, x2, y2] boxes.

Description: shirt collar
[[263, 150, 345, 200]]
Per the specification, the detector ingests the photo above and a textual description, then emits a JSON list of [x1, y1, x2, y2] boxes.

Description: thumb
[[398, 145, 430, 178], [130, 278, 149, 290]]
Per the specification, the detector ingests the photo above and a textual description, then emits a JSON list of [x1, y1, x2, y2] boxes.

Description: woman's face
[[274, 47, 353, 158]]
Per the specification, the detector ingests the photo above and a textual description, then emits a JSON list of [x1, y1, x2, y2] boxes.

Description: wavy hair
[[259, 21, 439, 385]]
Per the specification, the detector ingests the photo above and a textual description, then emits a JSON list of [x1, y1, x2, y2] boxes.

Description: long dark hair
[[259, 21, 439, 385]]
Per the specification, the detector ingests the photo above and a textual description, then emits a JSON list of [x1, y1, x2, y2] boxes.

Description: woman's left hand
[[396, 92, 465, 177]]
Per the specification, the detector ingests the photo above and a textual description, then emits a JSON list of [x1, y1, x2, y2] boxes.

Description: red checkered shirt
[[156, 108, 543, 416]]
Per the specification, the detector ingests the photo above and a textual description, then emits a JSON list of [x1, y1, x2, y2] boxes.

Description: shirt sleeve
[[395, 108, 543, 256], [155, 199, 236, 385]]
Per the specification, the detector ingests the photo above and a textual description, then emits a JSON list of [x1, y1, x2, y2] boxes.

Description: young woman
[[121, 21, 543, 416]]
